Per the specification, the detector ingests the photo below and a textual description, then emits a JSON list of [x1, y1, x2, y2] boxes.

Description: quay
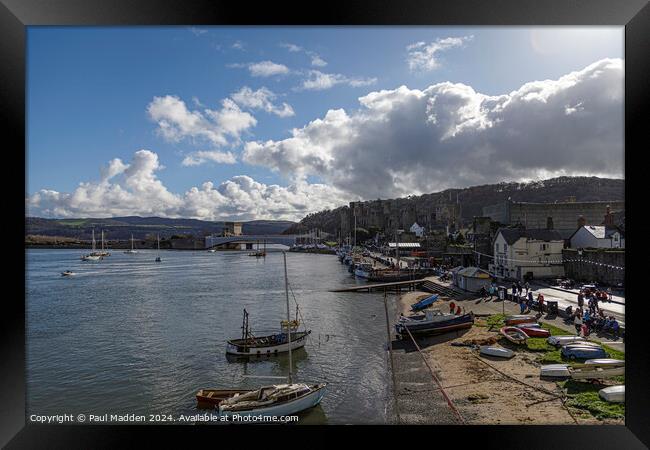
[[331, 278, 427, 293]]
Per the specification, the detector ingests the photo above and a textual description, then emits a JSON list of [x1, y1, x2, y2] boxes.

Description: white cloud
[[244, 58, 624, 199], [181, 150, 238, 166], [147, 95, 256, 146], [279, 43, 327, 67], [246, 61, 290, 77], [231, 86, 295, 117], [280, 43, 303, 52], [406, 35, 473, 72], [297, 70, 377, 91], [189, 27, 208, 36], [27, 151, 348, 221], [309, 54, 328, 67], [232, 40, 246, 50]]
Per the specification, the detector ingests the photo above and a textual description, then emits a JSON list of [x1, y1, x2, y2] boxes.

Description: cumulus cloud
[[243, 58, 624, 199], [310, 54, 328, 67], [28, 151, 349, 221], [297, 70, 377, 91], [181, 150, 238, 166], [406, 35, 473, 72], [280, 43, 303, 52], [231, 87, 295, 117], [229, 60, 290, 77], [280, 43, 327, 67], [147, 95, 256, 146]]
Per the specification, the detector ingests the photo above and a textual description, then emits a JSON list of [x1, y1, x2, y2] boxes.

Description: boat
[[155, 234, 162, 262], [248, 240, 267, 258], [547, 335, 586, 347], [124, 234, 138, 254], [395, 309, 474, 336], [90, 230, 110, 257], [410, 294, 439, 311], [196, 388, 255, 409], [499, 326, 528, 345], [540, 364, 571, 378], [583, 359, 625, 367], [81, 229, 102, 261], [516, 322, 541, 328], [516, 326, 550, 338], [208, 249, 217, 253], [354, 262, 373, 279], [479, 346, 514, 358], [599, 385, 625, 403], [561, 344, 608, 360], [200, 251, 326, 417], [569, 364, 625, 380], [504, 315, 537, 326], [226, 309, 311, 356], [61, 270, 75, 277]]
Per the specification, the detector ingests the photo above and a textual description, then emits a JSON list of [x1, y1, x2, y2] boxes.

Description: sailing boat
[[81, 229, 102, 261], [155, 234, 162, 262], [248, 240, 267, 258], [124, 234, 138, 254], [196, 251, 326, 415], [91, 230, 110, 257]]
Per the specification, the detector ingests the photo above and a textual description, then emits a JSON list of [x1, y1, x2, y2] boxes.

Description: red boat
[[500, 326, 528, 345], [504, 315, 537, 326], [517, 326, 551, 338]]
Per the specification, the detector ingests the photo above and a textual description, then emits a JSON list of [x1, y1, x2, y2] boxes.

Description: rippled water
[[26, 249, 395, 424]]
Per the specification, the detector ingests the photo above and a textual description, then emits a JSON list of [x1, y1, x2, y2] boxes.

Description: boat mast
[[283, 251, 293, 384], [101, 230, 104, 251], [131, 234, 134, 251], [92, 229, 96, 252]]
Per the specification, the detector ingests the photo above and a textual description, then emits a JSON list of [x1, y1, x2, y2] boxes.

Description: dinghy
[[505, 315, 537, 326], [599, 385, 625, 403], [479, 346, 514, 359], [547, 335, 586, 347], [500, 326, 528, 345], [561, 344, 608, 360], [410, 294, 439, 311], [517, 326, 550, 338], [569, 365, 624, 380], [396, 310, 474, 336], [583, 359, 625, 367], [540, 364, 571, 378]]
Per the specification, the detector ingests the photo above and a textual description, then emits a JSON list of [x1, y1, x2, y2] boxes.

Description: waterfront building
[[569, 225, 625, 249], [222, 222, 243, 236], [490, 227, 565, 281]]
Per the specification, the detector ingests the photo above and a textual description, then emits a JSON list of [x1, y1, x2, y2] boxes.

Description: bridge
[[204, 234, 299, 249]]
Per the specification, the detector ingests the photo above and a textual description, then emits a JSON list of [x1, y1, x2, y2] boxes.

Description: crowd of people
[[569, 286, 620, 338]]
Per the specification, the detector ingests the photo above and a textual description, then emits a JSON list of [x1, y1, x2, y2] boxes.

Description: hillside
[[284, 176, 625, 234], [25, 216, 295, 240]]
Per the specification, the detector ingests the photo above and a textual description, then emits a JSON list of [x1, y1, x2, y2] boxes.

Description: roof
[[574, 225, 623, 240], [387, 242, 421, 248], [496, 228, 564, 245], [457, 266, 491, 278]]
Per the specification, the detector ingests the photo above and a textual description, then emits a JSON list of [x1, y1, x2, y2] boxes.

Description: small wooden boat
[[505, 315, 537, 326], [395, 310, 474, 336], [547, 335, 586, 347], [599, 385, 625, 403], [500, 326, 528, 345], [196, 388, 255, 409], [411, 294, 439, 311], [569, 365, 624, 380], [517, 326, 550, 338], [479, 346, 514, 358]]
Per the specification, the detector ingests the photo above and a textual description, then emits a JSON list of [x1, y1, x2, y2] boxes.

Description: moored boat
[[196, 388, 255, 409], [354, 262, 373, 279], [500, 326, 528, 345], [218, 383, 327, 417], [599, 385, 625, 403], [396, 310, 474, 336]]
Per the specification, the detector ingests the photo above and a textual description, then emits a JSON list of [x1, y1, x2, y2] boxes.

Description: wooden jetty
[[331, 278, 467, 299]]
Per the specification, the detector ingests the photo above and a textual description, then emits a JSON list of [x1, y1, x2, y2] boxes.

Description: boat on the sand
[[479, 346, 514, 358], [500, 326, 528, 344], [395, 310, 474, 336], [505, 315, 537, 326], [410, 294, 439, 311], [517, 326, 550, 338], [547, 335, 586, 347], [599, 385, 624, 403]]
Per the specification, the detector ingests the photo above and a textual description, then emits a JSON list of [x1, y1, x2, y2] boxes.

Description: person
[[574, 310, 583, 335], [607, 287, 613, 302], [449, 301, 456, 314], [538, 293, 545, 313], [527, 290, 534, 306], [524, 281, 530, 295], [610, 317, 620, 338], [512, 282, 518, 300], [488, 285, 495, 301], [581, 323, 590, 337], [577, 292, 584, 309], [479, 286, 487, 298], [519, 297, 526, 314], [455, 305, 462, 315]]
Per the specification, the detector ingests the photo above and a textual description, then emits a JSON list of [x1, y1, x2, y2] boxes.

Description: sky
[[27, 26, 624, 221]]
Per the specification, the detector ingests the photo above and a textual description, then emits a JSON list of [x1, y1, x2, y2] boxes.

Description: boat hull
[[500, 326, 528, 344], [570, 366, 625, 380], [218, 384, 327, 417], [541, 364, 571, 378], [480, 346, 514, 358], [226, 332, 310, 356], [396, 314, 473, 336], [196, 389, 254, 409], [599, 385, 624, 403], [518, 327, 551, 338]]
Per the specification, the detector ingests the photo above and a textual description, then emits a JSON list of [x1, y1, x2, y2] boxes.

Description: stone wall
[[562, 248, 625, 286]]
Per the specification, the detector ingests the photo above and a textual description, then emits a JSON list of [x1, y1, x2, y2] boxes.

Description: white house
[[489, 228, 565, 281], [410, 222, 425, 237], [453, 266, 492, 293], [569, 225, 625, 249]]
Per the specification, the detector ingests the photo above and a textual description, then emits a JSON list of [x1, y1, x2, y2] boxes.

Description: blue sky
[[27, 27, 624, 220]]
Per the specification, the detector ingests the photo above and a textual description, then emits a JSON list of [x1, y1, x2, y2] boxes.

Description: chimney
[[604, 205, 614, 226], [577, 215, 586, 229], [546, 216, 554, 230]]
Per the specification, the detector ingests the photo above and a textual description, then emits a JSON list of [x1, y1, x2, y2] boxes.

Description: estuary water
[[26, 249, 395, 424]]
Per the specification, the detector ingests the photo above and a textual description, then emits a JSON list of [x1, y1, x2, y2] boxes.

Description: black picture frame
[[2, 0, 648, 447]]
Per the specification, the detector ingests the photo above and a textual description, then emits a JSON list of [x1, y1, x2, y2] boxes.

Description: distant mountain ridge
[[284, 176, 625, 235], [25, 216, 295, 240]]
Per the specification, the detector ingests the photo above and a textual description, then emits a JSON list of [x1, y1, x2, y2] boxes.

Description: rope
[[383, 291, 401, 424], [403, 326, 466, 424], [472, 250, 624, 270]]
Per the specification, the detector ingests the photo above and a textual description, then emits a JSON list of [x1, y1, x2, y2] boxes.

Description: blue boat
[[410, 294, 439, 311], [561, 344, 609, 360]]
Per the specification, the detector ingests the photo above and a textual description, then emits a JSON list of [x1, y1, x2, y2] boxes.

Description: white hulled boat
[[124, 234, 138, 254], [81, 229, 102, 261], [155, 234, 161, 262]]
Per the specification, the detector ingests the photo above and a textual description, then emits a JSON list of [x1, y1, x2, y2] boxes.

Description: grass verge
[[559, 379, 625, 420]]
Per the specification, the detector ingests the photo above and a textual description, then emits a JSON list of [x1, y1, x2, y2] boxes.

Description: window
[[504, 244, 508, 252], [496, 243, 499, 252]]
